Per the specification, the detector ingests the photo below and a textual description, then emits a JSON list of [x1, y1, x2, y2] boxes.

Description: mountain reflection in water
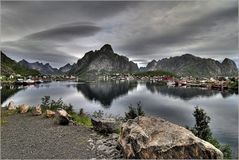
[[76, 81, 138, 107], [1, 81, 238, 157]]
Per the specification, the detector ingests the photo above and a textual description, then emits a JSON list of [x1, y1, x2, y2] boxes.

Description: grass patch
[[1, 109, 18, 126], [71, 112, 92, 128]]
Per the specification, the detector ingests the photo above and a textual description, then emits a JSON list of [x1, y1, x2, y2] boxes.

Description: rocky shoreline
[[1, 101, 223, 159]]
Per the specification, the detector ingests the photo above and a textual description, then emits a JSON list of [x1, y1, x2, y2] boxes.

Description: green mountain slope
[[1, 52, 40, 76]]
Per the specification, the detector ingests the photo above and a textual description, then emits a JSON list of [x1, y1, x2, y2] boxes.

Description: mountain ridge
[[145, 53, 238, 77], [68, 44, 139, 76], [1, 52, 40, 76], [18, 60, 60, 75]]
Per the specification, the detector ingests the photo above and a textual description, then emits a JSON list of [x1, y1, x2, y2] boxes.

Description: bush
[[40, 96, 73, 113], [125, 101, 145, 120], [220, 144, 232, 159], [190, 106, 232, 159], [92, 110, 104, 118]]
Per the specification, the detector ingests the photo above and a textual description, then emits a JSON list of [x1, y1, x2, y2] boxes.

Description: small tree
[[125, 101, 145, 120], [191, 106, 232, 159], [192, 106, 212, 141]]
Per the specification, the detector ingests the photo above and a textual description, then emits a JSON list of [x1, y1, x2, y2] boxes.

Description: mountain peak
[[100, 44, 114, 53], [181, 53, 194, 57], [19, 59, 28, 63]]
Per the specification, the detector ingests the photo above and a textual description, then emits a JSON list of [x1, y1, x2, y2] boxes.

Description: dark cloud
[[1, 1, 238, 67], [120, 4, 237, 56], [24, 22, 101, 41], [1, 40, 78, 67]]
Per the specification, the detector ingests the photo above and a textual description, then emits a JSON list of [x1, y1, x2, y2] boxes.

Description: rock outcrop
[[118, 116, 223, 159], [54, 109, 71, 125], [88, 133, 123, 159], [91, 117, 119, 134], [19, 104, 30, 113], [7, 101, 16, 110], [32, 105, 42, 116], [46, 110, 55, 118]]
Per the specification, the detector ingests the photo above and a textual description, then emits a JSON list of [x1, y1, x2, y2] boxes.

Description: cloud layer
[[1, 1, 238, 68]]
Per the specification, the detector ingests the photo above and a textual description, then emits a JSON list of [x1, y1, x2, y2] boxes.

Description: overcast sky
[[1, 0, 238, 68]]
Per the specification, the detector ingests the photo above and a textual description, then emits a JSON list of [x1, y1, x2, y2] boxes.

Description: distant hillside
[[59, 63, 73, 73], [145, 54, 238, 77], [68, 44, 139, 76], [19, 59, 60, 75], [1, 52, 40, 76]]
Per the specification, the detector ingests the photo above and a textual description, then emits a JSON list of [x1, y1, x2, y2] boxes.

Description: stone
[[7, 101, 16, 110], [32, 105, 42, 116], [19, 104, 29, 113], [54, 109, 70, 125], [118, 116, 223, 159], [46, 110, 55, 118], [91, 117, 119, 134]]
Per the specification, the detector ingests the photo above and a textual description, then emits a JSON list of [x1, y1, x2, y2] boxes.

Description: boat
[[167, 81, 176, 86], [15, 78, 24, 85], [35, 79, 44, 84], [23, 79, 35, 85]]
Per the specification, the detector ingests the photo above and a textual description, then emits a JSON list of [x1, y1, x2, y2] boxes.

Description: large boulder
[[7, 101, 16, 110], [118, 116, 223, 159], [32, 105, 42, 116], [46, 109, 55, 118], [54, 109, 71, 125], [19, 104, 29, 113], [91, 117, 119, 134]]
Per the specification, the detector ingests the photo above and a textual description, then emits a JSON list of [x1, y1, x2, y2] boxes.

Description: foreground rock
[[91, 117, 119, 134], [119, 116, 223, 159], [46, 110, 55, 118], [54, 109, 71, 125], [88, 133, 123, 159], [19, 104, 30, 113], [32, 105, 42, 116], [7, 101, 16, 110]]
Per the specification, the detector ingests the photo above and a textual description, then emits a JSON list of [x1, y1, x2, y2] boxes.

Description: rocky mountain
[[59, 63, 73, 73], [18, 59, 60, 75], [145, 54, 238, 77], [1, 52, 40, 76], [69, 44, 139, 76]]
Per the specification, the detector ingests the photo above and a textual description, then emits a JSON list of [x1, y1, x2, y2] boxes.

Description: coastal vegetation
[[189, 107, 232, 159]]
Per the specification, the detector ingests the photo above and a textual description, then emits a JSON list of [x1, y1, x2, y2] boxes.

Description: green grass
[[1, 109, 18, 125], [71, 112, 92, 127]]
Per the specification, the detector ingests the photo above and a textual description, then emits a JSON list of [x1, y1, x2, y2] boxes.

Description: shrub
[[125, 101, 145, 120], [92, 110, 104, 118], [40, 96, 73, 113], [220, 144, 232, 159], [190, 106, 232, 159], [78, 108, 85, 116]]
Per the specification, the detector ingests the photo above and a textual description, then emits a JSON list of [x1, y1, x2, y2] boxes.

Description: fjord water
[[1, 81, 238, 157]]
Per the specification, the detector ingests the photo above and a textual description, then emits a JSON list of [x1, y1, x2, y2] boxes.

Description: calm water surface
[[1, 81, 238, 157]]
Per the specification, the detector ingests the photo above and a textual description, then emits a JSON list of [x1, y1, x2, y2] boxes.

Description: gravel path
[[1, 113, 98, 159]]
